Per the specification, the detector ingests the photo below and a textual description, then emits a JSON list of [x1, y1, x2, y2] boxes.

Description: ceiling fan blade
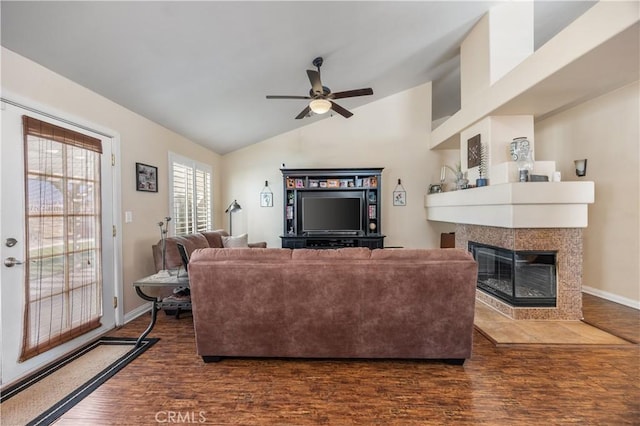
[[330, 101, 353, 119], [331, 88, 373, 99], [295, 105, 311, 120], [266, 95, 311, 100], [307, 70, 323, 95]]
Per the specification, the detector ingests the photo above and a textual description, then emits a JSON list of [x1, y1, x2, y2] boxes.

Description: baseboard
[[582, 286, 640, 310], [124, 303, 151, 324]]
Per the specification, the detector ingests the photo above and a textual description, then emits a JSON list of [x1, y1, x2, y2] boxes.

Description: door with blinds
[[1, 102, 117, 386]]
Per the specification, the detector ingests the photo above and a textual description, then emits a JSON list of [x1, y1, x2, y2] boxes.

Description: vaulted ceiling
[[1, 1, 595, 154]]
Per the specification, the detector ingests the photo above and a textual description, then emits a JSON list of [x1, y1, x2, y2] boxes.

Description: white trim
[[0, 93, 115, 138], [583, 286, 640, 310], [110, 137, 124, 326], [124, 303, 152, 324]]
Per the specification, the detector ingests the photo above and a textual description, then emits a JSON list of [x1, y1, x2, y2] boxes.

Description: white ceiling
[[1, 1, 594, 154]]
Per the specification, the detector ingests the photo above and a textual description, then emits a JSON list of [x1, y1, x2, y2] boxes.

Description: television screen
[[302, 196, 362, 233]]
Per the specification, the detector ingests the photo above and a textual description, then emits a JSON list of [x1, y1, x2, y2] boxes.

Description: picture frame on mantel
[[136, 162, 158, 192]]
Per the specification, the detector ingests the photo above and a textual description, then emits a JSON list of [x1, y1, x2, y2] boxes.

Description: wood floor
[[582, 293, 640, 344], [55, 295, 639, 425]]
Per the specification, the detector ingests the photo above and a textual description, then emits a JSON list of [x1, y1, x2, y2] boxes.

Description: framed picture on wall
[[136, 162, 158, 192], [393, 190, 406, 206], [260, 191, 273, 207], [467, 134, 481, 169]]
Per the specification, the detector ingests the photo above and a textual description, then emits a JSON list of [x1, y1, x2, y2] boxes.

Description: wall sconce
[[224, 200, 242, 235], [574, 159, 587, 177], [260, 180, 273, 207]]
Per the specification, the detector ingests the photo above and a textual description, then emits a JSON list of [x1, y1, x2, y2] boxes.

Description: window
[[21, 116, 103, 360], [169, 153, 212, 236]]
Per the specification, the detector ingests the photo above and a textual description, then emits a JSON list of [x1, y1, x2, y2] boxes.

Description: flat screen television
[[300, 191, 363, 235]]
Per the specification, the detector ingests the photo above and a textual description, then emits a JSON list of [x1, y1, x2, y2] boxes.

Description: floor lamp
[[225, 200, 242, 235]]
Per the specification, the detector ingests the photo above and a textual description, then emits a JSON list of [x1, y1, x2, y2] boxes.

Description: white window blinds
[[169, 153, 212, 236]]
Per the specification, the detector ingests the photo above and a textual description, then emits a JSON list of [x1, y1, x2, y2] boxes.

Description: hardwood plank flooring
[[55, 296, 639, 425], [582, 293, 640, 343]]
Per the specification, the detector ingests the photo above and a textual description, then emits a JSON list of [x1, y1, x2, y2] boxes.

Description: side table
[[133, 271, 190, 347]]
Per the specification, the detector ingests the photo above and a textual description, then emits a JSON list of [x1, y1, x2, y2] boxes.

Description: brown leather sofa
[[188, 247, 478, 364], [151, 229, 267, 272]]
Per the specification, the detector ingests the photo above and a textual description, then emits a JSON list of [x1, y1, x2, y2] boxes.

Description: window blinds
[[170, 155, 212, 236]]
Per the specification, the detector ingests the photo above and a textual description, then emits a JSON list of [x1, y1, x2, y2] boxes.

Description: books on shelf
[[368, 205, 377, 219]]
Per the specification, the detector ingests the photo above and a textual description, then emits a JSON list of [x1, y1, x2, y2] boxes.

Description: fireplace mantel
[[425, 182, 594, 228]]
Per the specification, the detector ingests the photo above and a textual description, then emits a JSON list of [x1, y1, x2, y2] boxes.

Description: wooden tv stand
[[280, 167, 385, 249]]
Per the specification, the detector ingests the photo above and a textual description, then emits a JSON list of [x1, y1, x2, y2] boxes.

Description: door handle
[[4, 257, 24, 267]]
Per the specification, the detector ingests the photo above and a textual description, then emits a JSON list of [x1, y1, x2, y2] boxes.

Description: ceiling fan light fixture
[[309, 99, 331, 114]]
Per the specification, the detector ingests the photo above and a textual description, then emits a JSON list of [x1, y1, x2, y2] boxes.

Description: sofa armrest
[[248, 241, 267, 248]]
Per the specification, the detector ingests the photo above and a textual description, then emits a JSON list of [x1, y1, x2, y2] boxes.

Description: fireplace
[[469, 241, 557, 307]]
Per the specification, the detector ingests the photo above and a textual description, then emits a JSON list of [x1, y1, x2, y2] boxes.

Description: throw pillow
[[221, 233, 249, 248]]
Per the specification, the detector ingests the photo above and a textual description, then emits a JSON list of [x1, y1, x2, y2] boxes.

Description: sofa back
[[152, 229, 229, 272], [188, 247, 478, 360]]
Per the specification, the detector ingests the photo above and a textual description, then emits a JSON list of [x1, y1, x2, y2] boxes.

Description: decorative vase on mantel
[[510, 137, 533, 182], [446, 163, 468, 191], [455, 171, 468, 190]]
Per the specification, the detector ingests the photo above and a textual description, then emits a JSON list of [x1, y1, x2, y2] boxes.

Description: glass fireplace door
[[470, 242, 557, 307]]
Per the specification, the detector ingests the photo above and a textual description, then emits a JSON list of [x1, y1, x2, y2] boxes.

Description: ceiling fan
[[266, 57, 373, 119]]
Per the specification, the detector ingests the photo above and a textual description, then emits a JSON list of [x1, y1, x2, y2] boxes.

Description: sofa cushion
[[158, 233, 210, 270], [191, 248, 292, 261], [201, 229, 228, 248], [222, 233, 249, 248], [291, 247, 371, 260], [370, 248, 472, 261]]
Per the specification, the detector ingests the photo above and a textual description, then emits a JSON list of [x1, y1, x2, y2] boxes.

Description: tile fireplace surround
[[456, 224, 583, 320], [425, 182, 594, 320]]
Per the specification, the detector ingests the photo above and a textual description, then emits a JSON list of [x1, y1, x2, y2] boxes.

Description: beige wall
[[222, 82, 457, 249], [1, 48, 223, 315], [535, 81, 640, 306]]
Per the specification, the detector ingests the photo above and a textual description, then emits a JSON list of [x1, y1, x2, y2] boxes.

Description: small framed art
[[136, 162, 158, 192], [260, 191, 273, 207], [393, 190, 406, 206], [393, 178, 406, 206], [260, 180, 273, 207]]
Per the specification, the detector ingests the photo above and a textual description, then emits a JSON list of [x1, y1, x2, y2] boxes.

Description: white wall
[[536, 81, 640, 307], [1, 48, 223, 314], [222, 82, 457, 249]]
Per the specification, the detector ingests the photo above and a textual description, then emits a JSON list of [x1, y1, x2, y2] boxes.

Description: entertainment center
[[280, 168, 385, 249]]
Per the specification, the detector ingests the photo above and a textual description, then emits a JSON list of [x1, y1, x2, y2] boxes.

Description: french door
[[1, 101, 117, 387]]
